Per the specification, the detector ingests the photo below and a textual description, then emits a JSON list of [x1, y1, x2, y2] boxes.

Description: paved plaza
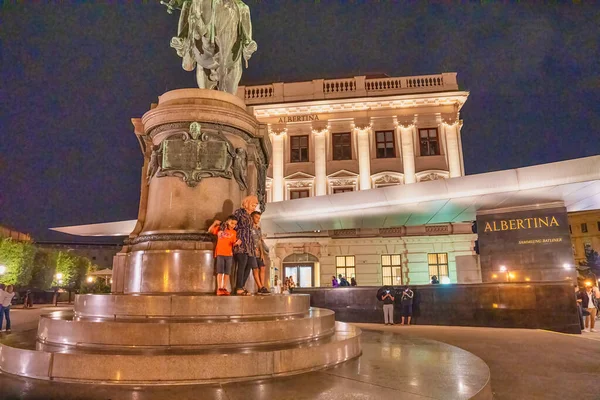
[[0, 312, 599, 399]]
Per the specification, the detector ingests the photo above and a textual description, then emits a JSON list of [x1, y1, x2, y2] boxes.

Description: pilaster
[[353, 121, 372, 190], [312, 126, 329, 196], [398, 117, 416, 184], [269, 125, 287, 201], [442, 115, 462, 178]]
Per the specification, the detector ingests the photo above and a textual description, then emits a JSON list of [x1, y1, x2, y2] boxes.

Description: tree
[[0, 238, 36, 286], [29, 249, 57, 289], [54, 251, 94, 289], [577, 245, 600, 283]]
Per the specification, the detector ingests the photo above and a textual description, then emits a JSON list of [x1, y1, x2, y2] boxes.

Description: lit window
[[332, 133, 352, 160], [428, 253, 449, 279], [333, 187, 353, 194], [419, 128, 440, 156], [382, 254, 402, 285], [581, 223, 588, 233], [375, 131, 395, 158], [290, 135, 309, 163], [336, 256, 355, 280], [290, 189, 309, 200]]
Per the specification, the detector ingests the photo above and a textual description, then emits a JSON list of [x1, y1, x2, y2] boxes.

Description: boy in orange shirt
[[208, 216, 242, 296]]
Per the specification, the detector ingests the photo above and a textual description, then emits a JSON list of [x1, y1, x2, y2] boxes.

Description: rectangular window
[[336, 255, 356, 280], [290, 135, 309, 163], [582, 223, 588, 233], [332, 133, 352, 160], [290, 189, 309, 200], [375, 130, 395, 158], [428, 253, 449, 279], [419, 128, 440, 156], [382, 254, 403, 286], [333, 187, 353, 194]]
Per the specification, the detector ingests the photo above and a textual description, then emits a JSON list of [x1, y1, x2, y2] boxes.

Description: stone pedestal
[[112, 89, 270, 294]]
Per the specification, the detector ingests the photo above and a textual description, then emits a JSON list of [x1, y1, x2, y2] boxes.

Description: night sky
[[1, 1, 599, 242]]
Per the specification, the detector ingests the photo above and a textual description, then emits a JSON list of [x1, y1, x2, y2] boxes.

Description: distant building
[[568, 210, 600, 264], [0, 225, 32, 242], [35, 242, 121, 269]]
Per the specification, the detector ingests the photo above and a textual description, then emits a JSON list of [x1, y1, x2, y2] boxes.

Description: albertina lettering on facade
[[278, 114, 320, 124], [483, 216, 560, 233]]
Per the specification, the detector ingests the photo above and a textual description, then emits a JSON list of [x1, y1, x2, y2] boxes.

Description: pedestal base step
[[0, 322, 361, 384]]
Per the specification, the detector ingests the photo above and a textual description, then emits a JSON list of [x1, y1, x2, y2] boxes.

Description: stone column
[[269, 127, 286, 202], [354, 123, 372, 190], [312, 127, 328, 196], [443, 119, 462, 178], [399, 120, 416, 184]]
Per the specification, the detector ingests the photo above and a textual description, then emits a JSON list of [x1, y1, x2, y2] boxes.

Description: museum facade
[[236, 73, 477, 287]]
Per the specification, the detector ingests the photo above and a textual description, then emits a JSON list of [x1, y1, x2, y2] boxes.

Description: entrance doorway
[[282, 253, 318, 288]]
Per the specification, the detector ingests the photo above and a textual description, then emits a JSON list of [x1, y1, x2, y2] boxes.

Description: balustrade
[[245, 85, 274, 100], [323, 78, 356, 94]]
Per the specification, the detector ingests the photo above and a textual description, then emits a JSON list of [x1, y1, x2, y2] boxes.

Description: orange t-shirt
[[210, 226, 237, 257]]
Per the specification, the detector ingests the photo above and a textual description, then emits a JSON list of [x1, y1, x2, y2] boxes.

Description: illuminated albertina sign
[[482, 216, 559, 232], [278, 114, 320, 123]]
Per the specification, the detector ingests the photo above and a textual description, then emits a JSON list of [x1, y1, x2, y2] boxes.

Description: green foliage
[[577, 245, 600, 284], [29, 249, 57, 289], [80, 279, 111, 294], [0, 238, 36, 286], [54, 251, 94, 288]]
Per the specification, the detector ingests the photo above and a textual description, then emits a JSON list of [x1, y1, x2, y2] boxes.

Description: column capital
[[441, 113, 461, 127], [268, 124, 288, 137], [393, 115, 418, 129], [311, 124, 330, 136], [352, 119, 372, 134]]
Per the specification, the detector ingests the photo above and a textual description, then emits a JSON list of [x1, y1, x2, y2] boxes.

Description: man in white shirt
[[0, 284, 15, 332]]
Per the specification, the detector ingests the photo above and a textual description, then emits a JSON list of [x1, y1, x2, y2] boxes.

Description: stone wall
[[267, 232, 477, 286], [296, 282, 581, 334]]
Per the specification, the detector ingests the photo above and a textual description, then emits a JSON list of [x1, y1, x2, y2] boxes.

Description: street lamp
[[563, 263, 570, 270], [86, 276, 94, 283], [0, 265, 6, 275], [55, 273, 63, 280]]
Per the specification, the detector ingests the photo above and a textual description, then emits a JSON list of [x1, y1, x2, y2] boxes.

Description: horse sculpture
[[162, 0, 257, 94]]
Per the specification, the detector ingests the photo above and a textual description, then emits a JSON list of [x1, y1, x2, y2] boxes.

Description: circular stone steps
[[37, 308, 335, 349], [0, 294, 362, 384]]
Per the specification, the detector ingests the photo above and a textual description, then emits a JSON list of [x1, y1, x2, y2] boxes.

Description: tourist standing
[[379, 286, 395, 325], [250, 211, 269, 294], [331, 275, 339, 287], [233, 196, 259, 296], [288, 276, 296, 293], [351, 277, 357, 287], [272, 275, 282, 294], [578, 286, 598, 332], [400, 286, 414, 325], [338, 274, 350, 287], [0, 285, 15, 332], [575, 285, 585, 330], [208, 215, 242, 296]]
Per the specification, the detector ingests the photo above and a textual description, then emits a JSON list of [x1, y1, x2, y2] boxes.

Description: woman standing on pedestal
[[233, 196, 259, 295]]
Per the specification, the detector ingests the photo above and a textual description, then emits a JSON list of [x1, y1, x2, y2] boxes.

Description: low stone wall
[[295, 282, 581, 334]]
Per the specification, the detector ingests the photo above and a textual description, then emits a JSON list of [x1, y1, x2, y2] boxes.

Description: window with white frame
[[382, 254, 403, 285], [428, 253, 449, 279], [336, 256, 355, 280]]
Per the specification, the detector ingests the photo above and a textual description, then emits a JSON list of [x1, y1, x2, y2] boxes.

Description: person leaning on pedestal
[[233, 196, 259, 296]]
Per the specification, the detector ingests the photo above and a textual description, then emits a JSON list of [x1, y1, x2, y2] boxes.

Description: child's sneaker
[[223, 289, 231, 296], [216, 288, 226, 296]]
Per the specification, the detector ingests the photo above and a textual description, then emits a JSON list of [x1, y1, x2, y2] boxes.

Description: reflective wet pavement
[[0, 329, 491, 400]]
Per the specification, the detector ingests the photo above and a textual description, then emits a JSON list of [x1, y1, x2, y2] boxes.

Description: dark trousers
[[235, 253, 253, 290], [0, 305, 11, 330], [577, 303, 585, 330]]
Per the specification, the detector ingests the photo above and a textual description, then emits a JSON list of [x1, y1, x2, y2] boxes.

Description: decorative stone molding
[[127, 233, 214, 245], [268, 125, 288, 136], [332, 229, 358, 237], [311, 125, 330, 136], [284, 172, 315, 199], [379, 227, 406, 236], [425, 225, 451, 234], [371, 171, 404, 188], [416, 170, 450, 182], [394, 117, 416, 129], [327, 170, 359, 194]]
